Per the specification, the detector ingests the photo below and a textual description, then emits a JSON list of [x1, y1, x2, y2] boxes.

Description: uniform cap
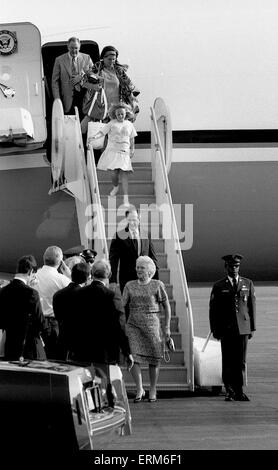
[[63, 245, 85, 258], [82, 249, 97, 262], [222, 254, 243, 265]]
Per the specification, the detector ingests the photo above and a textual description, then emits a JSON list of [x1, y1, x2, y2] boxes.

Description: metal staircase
[[49, 96, 194, 392], [97, 163, 189, 390]]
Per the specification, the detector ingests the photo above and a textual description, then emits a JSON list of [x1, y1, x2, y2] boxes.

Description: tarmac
[[99, 282, 278, 451]]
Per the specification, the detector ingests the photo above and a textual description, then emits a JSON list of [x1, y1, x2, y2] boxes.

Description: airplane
[[0, 12, 277, 403], [1, 10, 277, 281]]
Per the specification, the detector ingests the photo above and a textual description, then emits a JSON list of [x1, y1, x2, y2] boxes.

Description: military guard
[[63, 245, 97, 264], [209, 254, 256, 401], [81, 248, 97, 265]]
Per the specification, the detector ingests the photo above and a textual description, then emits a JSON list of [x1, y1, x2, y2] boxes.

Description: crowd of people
[[0, 208, 172, 403], [0, 37, 257, 405]]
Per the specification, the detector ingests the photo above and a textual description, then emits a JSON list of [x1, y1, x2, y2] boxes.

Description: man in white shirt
[[37, 246, 71, 359]]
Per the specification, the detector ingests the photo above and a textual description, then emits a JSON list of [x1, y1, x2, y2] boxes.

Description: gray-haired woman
[[123, 256, 171, 402]]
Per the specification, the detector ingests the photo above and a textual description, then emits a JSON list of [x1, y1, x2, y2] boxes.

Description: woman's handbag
[[163, 336, 175, 363], [82, 87, 108, 121], [87, 121, 106, 149]]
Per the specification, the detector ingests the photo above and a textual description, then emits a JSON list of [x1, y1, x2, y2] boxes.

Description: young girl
[[89, 102, 137, 206]]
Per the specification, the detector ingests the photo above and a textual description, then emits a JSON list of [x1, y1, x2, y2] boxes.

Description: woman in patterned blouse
[[123, 256, 171, 403]]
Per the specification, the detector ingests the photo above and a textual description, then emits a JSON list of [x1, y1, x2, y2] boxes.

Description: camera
[[87, 73, 103, 85]]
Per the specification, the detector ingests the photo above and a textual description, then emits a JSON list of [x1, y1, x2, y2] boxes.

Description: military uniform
[[209, 254, 256, 400]]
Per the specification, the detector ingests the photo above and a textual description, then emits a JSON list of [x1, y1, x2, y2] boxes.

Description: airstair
[[49, 97, 194, 392]]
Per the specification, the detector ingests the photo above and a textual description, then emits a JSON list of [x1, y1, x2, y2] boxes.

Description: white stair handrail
[[152, 97, 173, 173], [86, 144, 109, 260], [49, 100, 94, 249], [150, 99, 195, 390], [49, 99, 108, 256]]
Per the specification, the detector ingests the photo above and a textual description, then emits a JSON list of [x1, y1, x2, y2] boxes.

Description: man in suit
[[53, 262, 91, 360], [109, 208, 159, 293], [209, 254, 256, 401], [51, 37, 93, 117], [72, 259, 133, 370], [0, 255, 46, 361]]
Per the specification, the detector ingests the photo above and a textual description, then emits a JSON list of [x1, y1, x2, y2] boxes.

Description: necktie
[[71, 57, 81, 91], [71, 57, 78, 76], [232, 278, 238, 292], [131, 231, 139, 255]]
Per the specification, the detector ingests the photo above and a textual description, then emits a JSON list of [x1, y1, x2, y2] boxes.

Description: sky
[[2, 0, 274, 44], [2, 0, 278, 130]]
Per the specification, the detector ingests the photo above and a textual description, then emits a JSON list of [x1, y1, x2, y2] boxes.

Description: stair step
[[169, 315, 178, 331], [163, 349, 185, 365], [99, 181, 154, 196], [97, 167, 152, 182], [151, 239, 165, 253], [159, 268, 170, 284], [125, 382, 190, 392], [170, 332, 182, 349], [122, 365, 188, 389], [104, 223, 163, 239], [103, 207, 161, 217], [100, 194, 156, 208], [106, 238, 165, 253], [169, 299, 176, 315], [157, 253, 167, 268], [164, 284, 173, 299]]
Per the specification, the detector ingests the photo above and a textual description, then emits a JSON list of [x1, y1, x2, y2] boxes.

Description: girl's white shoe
[[110, 185, 119, 197]]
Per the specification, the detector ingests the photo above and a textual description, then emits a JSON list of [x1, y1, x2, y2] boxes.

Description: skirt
[[97, 148, 133, 172]]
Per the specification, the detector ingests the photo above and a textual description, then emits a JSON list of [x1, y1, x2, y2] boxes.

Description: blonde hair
[[108, 102, 134, 121], [136, 256, 156, 278]]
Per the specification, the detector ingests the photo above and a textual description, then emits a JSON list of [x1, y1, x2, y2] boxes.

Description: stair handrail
[[150, 99, 194, 390], [86, 144, 109, 261], [49, 100, 94, 249], [151, 97, 173, 173]]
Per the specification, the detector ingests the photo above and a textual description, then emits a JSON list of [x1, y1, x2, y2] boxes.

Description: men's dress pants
[[67, 89, 84, 120], [221, 332, 248, 393], [41, 317, 59, 360]]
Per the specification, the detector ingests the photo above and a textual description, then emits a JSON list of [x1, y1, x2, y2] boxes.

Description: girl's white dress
[[97, 119, 137, 172]]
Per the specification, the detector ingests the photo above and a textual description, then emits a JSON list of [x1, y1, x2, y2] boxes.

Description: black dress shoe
[[225, 390, 235, 401], [234, 392, 250, 401]]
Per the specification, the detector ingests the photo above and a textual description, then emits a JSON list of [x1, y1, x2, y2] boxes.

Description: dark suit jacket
[[109, 227, 159, 292], [209, 276, 256, 339], [0, 279, 46, 360], [53, 282, 82, 360], [51, 52, 93, 112], [72, 280, 131, 364]]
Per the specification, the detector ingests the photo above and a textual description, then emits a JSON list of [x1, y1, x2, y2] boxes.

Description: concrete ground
[[98, 283, 278, 450]]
